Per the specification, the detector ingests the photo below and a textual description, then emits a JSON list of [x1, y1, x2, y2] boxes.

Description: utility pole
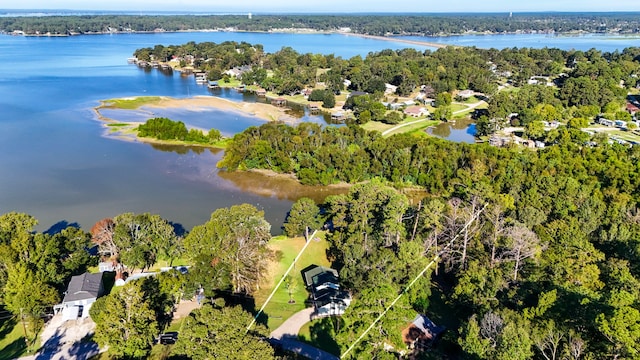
[[20, 308, 28, 350]]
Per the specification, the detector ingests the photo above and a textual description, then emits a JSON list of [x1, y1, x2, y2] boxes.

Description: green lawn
[[361, 121, 394, 133], [102, 96, 162, 109], [450, 103, 468, 112], [384, 119, 440, 137], [253, 233, 332, 330], [0, 313, 40, 360]]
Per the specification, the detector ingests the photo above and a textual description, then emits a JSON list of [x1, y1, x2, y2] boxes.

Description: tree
[[91, 281, 159, 359], [90, 218, 116, 257], [383, 111, 403, 125], [3, 263, 59, 343], [172, 304, 274, 359], [322, 90, 336, 108], [183, 204, 271, 294], [505, 223, 542, 281], [283, 197, 321, 239], [525, 120, 545, 139], [112, 213, 177, 271]]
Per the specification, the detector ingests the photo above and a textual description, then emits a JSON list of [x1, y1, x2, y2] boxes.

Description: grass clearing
[[361, 121, 394, 133], [253, 233, 332, 330], [106, 123, 129, 127], [385, 119, 440, 137], [0, 313, 40, 360], [103, 96, 162, 109]]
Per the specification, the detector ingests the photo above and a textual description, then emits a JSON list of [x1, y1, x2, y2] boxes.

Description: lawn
[[0, 312, 40, 360], [253, 233, 332, 330], [384, 119, 440, 137], [102, 96, 162, 109], [361, 121, 394, 133]]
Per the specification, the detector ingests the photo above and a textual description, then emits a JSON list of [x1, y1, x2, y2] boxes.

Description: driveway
[[19, 314, 103, 360], [270, 308, 339, 360]]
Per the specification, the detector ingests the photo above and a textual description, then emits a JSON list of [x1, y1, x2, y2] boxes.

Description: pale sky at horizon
[[3, 0, 640, 13]]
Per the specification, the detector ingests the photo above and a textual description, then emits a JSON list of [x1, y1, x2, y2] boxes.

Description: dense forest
[[2, 13, 640, 36]]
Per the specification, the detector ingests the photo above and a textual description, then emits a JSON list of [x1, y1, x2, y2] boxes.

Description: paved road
[[270, 308, 339, 360]]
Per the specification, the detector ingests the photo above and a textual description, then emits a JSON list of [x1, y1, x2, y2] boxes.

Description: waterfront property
[[301, 265, 352, 318], [54, 272, 105, 321]]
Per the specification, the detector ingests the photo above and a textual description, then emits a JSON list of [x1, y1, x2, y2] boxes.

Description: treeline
[[2, 13, 640, 36], [137, 117, 222, 144]]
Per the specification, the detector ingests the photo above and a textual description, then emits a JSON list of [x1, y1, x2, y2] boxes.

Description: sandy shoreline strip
[[143, 95, 297, 123]]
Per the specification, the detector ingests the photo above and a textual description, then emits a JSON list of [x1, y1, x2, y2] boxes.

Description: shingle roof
[[62, 273, 103, 303]]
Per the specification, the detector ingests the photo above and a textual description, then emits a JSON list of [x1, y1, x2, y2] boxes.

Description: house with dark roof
[[301, 265, 351, 318], [55, 272, 104, 321], [401, 314, 446, 356]]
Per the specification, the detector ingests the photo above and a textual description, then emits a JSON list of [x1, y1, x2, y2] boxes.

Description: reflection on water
[[427, 118, 477, 143], [149, 143, 223, 155], [218, 170, 348, 203]]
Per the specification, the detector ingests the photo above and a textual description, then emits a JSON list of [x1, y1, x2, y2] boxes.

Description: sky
[[2, 0, 640, 13]]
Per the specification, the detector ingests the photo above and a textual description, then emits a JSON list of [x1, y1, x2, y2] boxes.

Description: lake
[[0, 31, 635, 232]]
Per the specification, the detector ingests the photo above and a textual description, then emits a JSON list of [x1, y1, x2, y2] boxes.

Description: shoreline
[[93, 95, 299, 147]]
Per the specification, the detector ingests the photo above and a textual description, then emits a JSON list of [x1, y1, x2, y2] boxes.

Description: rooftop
[[62, 272, 103, 303]]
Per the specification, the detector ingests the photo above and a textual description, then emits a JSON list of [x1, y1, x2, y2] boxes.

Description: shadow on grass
[[297, 317, 341, 356], [0, 337, 27, 360]]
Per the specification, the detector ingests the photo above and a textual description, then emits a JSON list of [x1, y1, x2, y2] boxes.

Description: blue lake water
[[0, 31, 635, 232]]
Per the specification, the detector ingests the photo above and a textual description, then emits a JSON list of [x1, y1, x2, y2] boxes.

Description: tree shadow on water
[[44, 220, 80, 235]]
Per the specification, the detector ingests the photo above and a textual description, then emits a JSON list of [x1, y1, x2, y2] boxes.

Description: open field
[[254, 233, 332, 330]]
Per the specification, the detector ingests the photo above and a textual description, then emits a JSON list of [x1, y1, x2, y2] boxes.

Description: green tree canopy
[[172, 304, 274, 359]]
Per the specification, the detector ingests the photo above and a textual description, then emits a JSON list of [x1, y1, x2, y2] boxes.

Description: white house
[[55, 272, 104, 321]]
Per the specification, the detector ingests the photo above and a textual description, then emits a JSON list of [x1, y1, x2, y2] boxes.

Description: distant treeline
[[1, 13, 640, 36]]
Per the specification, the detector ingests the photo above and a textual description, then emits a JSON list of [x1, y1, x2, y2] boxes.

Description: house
[[384, 83, 397, 94], [457, 89, 474, 99], [55, 272, 104, 321], [224, 65, 252, 78], [627, 102, 639, 115], [348, 91, 367, 98], [401, 314, 446, 355], [256, 89, 267, 97], [404, 106, 429, 118], [271, 97, 287, 107], [301, 265, 352, 318]]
